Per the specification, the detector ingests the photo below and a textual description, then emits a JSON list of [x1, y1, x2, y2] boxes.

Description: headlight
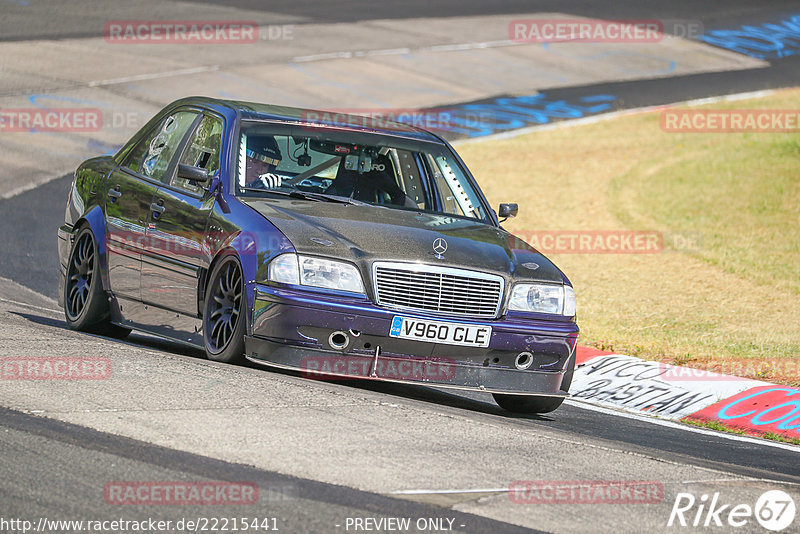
[[509, 283, 576, 316], [268, 253, 300, 285], [267, 253, 365, 294]]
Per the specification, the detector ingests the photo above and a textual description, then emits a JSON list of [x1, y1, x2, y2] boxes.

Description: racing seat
[[325, 154, 416, 207]]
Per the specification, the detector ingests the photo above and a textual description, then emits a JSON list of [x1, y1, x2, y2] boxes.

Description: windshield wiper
[[305, 192, 369, 206], [240, 188, 326, 201], [240, 188, 367, 205]]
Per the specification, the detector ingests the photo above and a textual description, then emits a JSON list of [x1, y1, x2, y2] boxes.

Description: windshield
[[235, 122, 490, 221]]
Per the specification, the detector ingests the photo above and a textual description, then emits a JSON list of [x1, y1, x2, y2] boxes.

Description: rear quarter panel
[[58, 156, 118, 307]]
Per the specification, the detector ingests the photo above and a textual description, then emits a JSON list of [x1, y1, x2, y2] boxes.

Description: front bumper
[[245, 284, 579, 396]]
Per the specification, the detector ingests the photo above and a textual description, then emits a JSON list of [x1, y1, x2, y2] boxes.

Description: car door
[[105, 110, 200, 305], [140, 113, 224, 316]]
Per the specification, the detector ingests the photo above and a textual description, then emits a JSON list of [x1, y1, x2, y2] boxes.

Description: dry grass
[[457, 88, 800, 385]]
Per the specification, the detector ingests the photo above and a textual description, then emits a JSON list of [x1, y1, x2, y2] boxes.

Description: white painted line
[[678, 478, 800, 488], [392, 476, 800, 495], [1, 174, 67, 200], [388, 488, 507, 497], [292, 51, 355, 62], [564, 398, 800, 453], [453, 89, 776, 145], [425, 40, 521, 52], [292, 39, 525, 63], [0, 297, 61, 315], [87, 65, 220, 88], [360, 47, 412, 57]]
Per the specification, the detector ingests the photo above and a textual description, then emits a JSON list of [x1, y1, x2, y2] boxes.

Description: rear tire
[[203, 254, 246, 364], [493, 350, 576, 414], [64, 226, 131, 339]]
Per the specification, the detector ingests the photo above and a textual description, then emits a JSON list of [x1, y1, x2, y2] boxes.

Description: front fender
[[204, 197, 295, 335]]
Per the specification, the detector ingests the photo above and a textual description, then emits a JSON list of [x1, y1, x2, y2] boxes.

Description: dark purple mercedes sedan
[[58, 97, 578, 413]]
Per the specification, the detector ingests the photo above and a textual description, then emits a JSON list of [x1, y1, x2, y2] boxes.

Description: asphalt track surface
[[2, 1, 800, 533], [3, 0, 800, 41], [3, 282, 800, 484], [0, 406, 538, 534], [0, 299, 799, 532]]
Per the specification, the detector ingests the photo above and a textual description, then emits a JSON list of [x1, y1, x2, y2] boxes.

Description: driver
[[245, 135, 285, 189]]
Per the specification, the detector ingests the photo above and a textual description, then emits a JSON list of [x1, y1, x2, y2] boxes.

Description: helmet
[[246, 135, 282, 167]]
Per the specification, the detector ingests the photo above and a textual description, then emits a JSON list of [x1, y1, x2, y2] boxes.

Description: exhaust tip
[[514, 352, 534, 370], [328, 331, 350, 350]]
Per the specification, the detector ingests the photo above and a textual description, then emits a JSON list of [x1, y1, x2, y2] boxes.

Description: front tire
[[64, 226, 131, 339], [493, 393, 565, 414], [203, 254, 246, 364], [493, 351, 576, 414]]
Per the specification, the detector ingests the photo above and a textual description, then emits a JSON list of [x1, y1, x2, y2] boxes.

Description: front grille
[[373, 262, 504, 318]]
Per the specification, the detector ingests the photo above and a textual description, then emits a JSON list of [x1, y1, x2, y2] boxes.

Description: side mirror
[[204, 171, 230, 214], [498, 203, 518, 220], [177, 163, 210, 184]]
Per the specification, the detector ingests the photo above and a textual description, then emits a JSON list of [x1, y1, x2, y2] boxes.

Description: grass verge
[[683, 418, 800, 446], [457, 88, 800, 386]]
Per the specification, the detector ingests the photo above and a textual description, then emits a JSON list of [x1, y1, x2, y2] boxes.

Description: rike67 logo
[[668, 490, 796, 531]]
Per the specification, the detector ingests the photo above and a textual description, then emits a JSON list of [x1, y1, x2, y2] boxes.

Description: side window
[[174, 114, 224, 193], [125, 111, 198, 182]]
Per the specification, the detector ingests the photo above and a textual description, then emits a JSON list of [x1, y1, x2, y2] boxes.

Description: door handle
[[107, 186, 122, 202], [150, 199, 166, 219]]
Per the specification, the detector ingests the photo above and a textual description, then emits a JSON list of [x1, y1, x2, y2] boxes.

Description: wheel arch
[[196, 208, 295, 334], [200, 246, 238, 312], [70, 206, 111, 292]]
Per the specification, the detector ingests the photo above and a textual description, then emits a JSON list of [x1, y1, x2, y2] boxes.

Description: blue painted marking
[[28, 93, 108, 109], [86, 139, 122, 156], [700, 15, 800, 59], [20, 94, 130, 155], [716, 387, 800, 434], [394, 93, 616, 138]]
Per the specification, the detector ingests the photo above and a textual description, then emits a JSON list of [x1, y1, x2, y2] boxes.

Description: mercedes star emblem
[[432, 237, 448, 259]]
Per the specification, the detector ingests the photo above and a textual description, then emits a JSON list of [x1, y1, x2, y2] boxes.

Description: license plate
[[389, 316, 491, 348]]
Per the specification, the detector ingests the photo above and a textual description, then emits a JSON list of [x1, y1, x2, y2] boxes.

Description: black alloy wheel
[[203, 254, 246, 363], [64, 226, 130, 338]]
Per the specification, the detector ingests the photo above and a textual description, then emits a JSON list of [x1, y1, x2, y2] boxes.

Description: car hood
[[241, 198, 568, 285]]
